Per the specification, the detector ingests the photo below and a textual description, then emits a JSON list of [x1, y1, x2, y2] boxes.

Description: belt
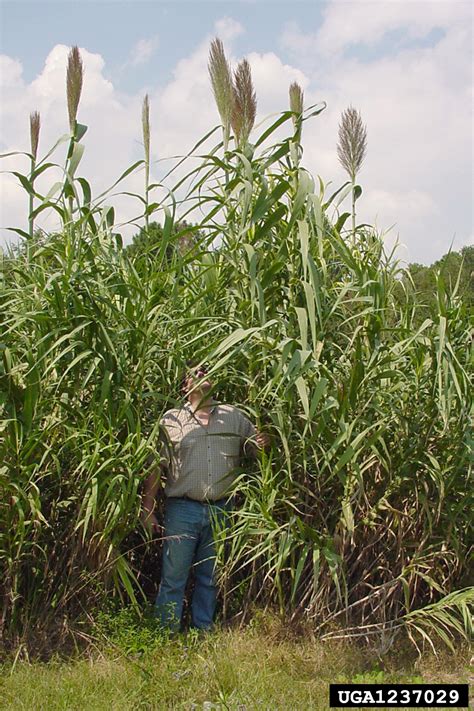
[[168, 495, 228, 505]]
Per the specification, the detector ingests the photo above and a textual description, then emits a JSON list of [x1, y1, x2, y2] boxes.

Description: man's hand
[[140, 510, 162, 535], [256, 430, 271, 450]]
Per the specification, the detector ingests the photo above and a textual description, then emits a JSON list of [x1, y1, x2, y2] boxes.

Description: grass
[[1, 613, 472, 710]]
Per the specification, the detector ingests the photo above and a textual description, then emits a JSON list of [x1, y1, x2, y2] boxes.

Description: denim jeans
[[154, 497, 231, 631]]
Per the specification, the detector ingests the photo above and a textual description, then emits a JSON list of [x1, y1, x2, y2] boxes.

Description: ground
[[1, 614, 471, 710]]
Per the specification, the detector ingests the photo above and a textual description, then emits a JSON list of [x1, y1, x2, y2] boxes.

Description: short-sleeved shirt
[[157, 402, 256, 501]]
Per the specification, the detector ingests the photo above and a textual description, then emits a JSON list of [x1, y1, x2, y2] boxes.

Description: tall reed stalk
[[65, 46, 84, 225], [208, 38, 233, 152], [337, 106, 367, 244], [28, 111, 40, 242], [142, 94, 150, 234]]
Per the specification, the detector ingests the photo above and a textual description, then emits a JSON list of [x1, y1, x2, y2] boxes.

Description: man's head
[[181, 361, 212, 399]]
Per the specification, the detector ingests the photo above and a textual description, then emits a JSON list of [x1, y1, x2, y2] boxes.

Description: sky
[[0, 0, 472, 265]]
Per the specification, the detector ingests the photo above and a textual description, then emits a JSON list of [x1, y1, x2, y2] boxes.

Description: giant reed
[[0, 43, 471, 655]]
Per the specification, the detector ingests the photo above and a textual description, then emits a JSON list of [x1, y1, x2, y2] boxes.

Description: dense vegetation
[[1, 43, 472, 656], [398, 247, 473, 326]]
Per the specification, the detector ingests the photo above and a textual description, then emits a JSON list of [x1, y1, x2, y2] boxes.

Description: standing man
[[141, 363, 270, 632]]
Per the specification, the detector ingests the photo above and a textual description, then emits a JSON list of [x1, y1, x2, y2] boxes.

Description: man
[[141, 363, 270, 632]]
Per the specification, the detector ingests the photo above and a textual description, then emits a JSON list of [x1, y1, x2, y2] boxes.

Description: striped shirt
[[158, 402, 256, 501]]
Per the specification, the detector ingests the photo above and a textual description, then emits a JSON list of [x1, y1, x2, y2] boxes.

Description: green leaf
[[335, 212, 351, 232], [341, 499, 354, 534], [298, 220, 309, 279], [75, 123, 88, 141], [309, 378, 328, 419], [295, 307, 308, 351], [68, 142, 85, 178], [295, 375, 309, 419], [12, 171, 37, 196]]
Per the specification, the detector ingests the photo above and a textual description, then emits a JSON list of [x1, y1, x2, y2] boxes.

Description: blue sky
[[2, 1, 445, 90], [1, 0, 472, 263], [2, 1, 325, 91]]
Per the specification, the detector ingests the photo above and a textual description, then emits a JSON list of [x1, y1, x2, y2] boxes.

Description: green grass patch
[[1, 614, 471, 710]]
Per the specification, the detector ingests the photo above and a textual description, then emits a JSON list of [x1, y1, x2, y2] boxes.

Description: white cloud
[[0, 23, 245, 246], [128, 36, 159, 67], [149, 39, 309, 231], [1, 6, 472, 264], [0, 25, 308, 245], [365, 188, 437, 219], [0, 45, 145, 244], [279, 1, 473, 263], [153, 41, 307, 162], [282, 1, 472, 58], [248, 51, 308, 112], [0, 55, 23, 89], [214, 17, 244, 42]]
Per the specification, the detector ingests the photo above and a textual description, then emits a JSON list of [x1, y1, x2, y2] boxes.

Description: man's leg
[[191, 501, 229, 630], [155, 499, 199, 631]]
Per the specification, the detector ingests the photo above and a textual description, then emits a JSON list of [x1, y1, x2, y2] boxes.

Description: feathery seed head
[[208, 38, 234, 148], [289, 82, 304, 145], [231, 58, 257, 148], [30, 111, 41, 161], [337, 106, 367, 182], [67, 46, 84, 133], [289, 82, 304, 122], [142, 94, 150, 164]]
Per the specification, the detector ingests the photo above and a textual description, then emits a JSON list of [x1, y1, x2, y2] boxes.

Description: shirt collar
[[184, 401, 218, 417]]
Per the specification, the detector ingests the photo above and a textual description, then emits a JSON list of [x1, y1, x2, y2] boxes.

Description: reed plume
[[30, 111, 41, 161], [67, 46, 84, 133], [337, 106, 367, 183], [289, 82, 303, 123], [28, 111, 41, 240], [231, 58, 257, 148], [337, 106, 367, 243], [289, 81, 304, 145], [208, 38, 234, 151]]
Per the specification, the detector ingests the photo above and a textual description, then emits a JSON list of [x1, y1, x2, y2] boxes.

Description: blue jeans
[[154, 497, 231, 631]]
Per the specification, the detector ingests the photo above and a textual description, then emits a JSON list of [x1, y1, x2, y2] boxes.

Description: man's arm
[[141, 419, 171, 533], [255, 430, 271, 450], [240, 412, 271, 456], [141, 464, 165, 534]]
